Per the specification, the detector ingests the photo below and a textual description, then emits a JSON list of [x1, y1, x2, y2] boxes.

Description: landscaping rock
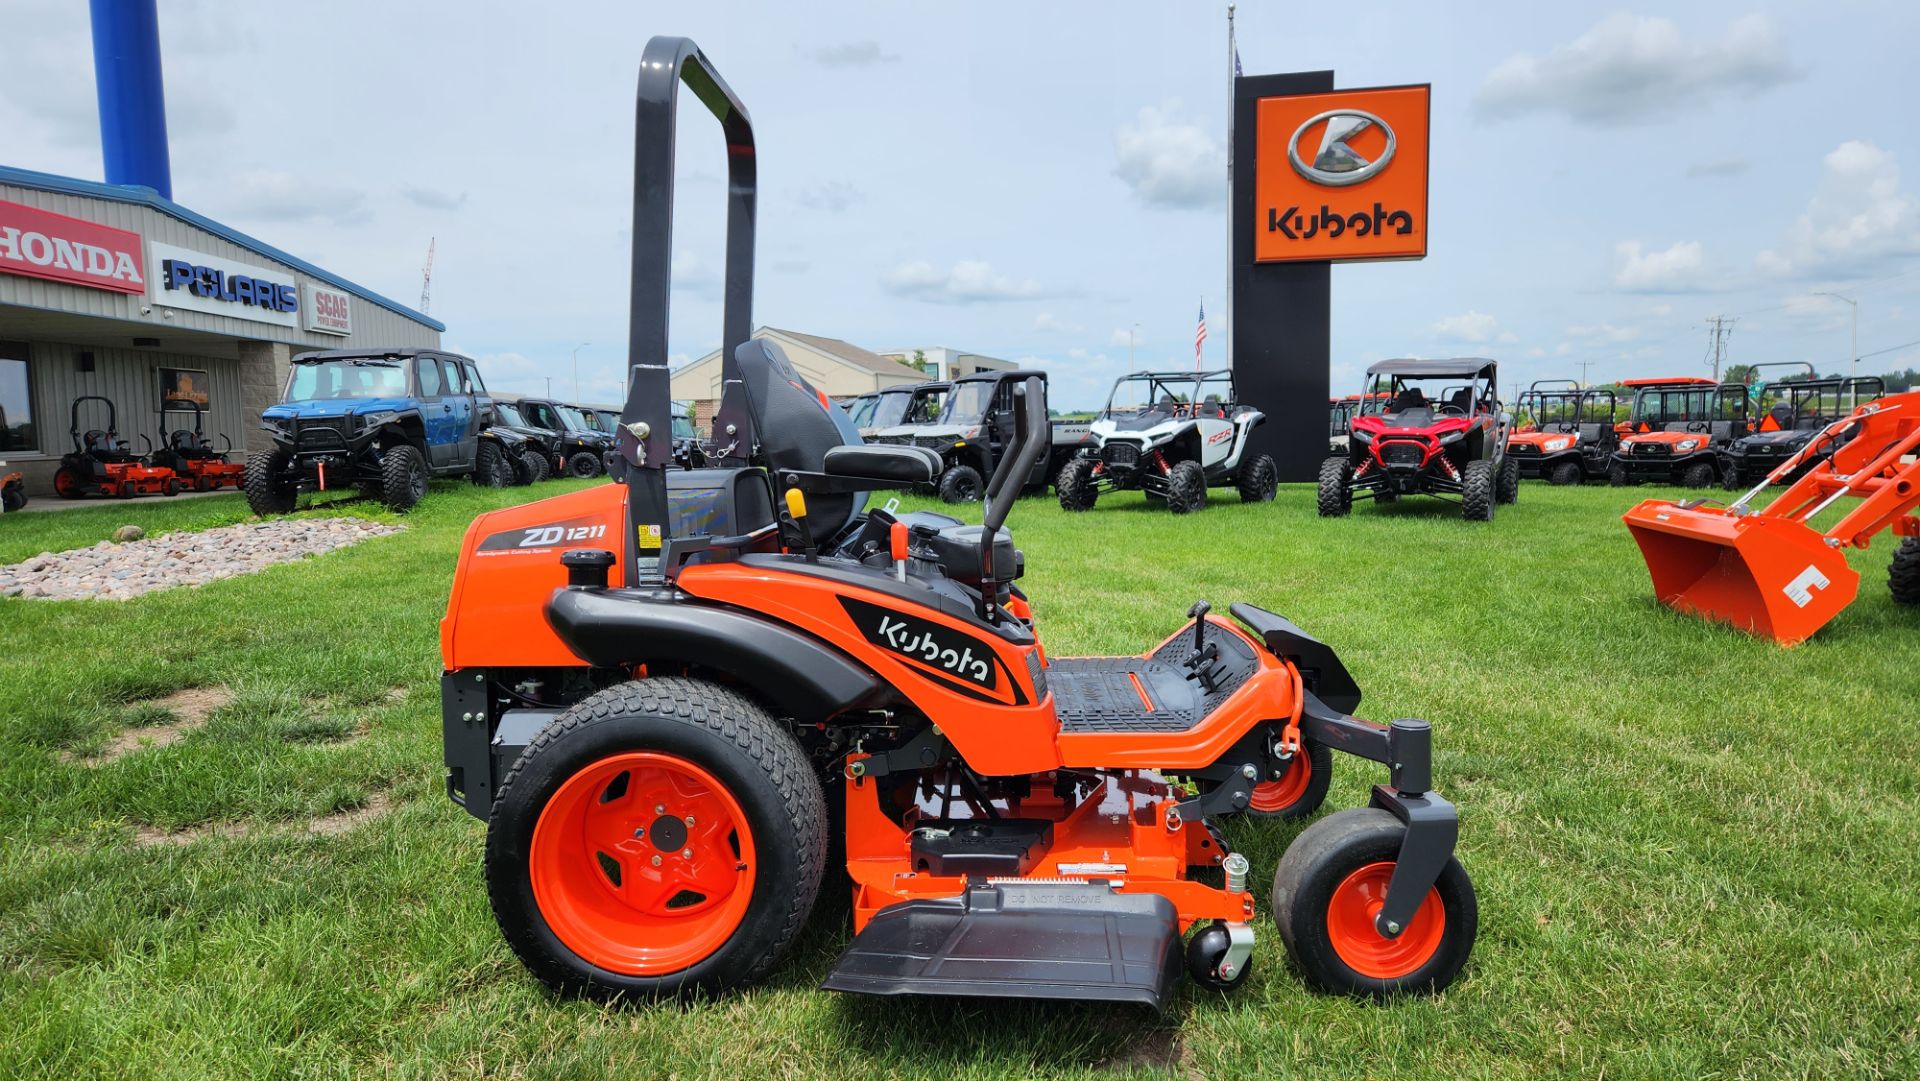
[[112, 525, 145, 543], [0, 518, 402, 601]]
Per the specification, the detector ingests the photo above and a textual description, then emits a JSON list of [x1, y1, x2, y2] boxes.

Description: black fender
[[482, 425, 530, 451], [546, 586, 884, 720]]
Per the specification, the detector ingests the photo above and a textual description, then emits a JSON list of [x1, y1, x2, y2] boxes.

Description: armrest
[[823, 444, 940, 484]]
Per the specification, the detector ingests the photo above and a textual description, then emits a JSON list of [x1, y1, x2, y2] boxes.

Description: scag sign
[[303, 282, 353, 336], [1254, 85, 1430, 263], [0, 199, 145, 294]]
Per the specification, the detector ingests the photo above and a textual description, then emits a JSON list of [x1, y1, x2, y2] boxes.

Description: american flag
[[1194, 301, 1208, 368]]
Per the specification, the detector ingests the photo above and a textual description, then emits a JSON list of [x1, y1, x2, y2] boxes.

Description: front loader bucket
[[1623, 500, 1859, 646]]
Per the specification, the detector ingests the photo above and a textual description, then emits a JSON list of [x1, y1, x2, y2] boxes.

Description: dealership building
[[0, 166, 442, 498]]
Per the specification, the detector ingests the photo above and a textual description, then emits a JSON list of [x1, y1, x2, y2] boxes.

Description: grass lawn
[[0, 477, 1915, 1079]]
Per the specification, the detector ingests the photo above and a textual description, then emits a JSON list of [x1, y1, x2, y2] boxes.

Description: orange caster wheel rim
[[1325, 860, 1445, 979]]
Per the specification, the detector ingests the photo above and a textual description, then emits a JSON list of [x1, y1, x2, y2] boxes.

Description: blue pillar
[[89, 0, 173, 199]]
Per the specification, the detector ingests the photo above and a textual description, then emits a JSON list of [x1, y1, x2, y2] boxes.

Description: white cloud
[[1108, 327, 1146, 348], [1566, 323, 1640, 345], [1613, 240, 1708, 292], [1112, 102, 1224, 209], [1431, 310, 1500, 343], [1475, 13, 1800, 127], [808, 41, 899, 68], [1525, 346, 1547, 359], [217, 169, 370, 226], [797, 180, 861, 212], [1757, 141, 1920, 277], [1033, 312, 1083, 334], [882, 259, 1045, 303], [1648, 303, 1674, 317], [401, 186, 468, 211]]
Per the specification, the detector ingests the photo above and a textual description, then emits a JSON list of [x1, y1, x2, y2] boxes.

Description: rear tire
[[566, 450, 602, 479], [1462, 460, 1495, 521], [1547, 460, 1582, 486], [484, 677, 826, 1001], [1273, 808, 1477, 998], [1165, 459, 1207, 514], [1, 484, 24, 512], [1608, 462, 1633, 487], [1235, 454, 1278, 503], [1679, 460, 1715, 489], [935, 464, 983, 504], [1316, 456, 1352, 518], [243, 450, 298, 516], [380, 444, 429, 512], [1055, 457, 1098, 511], [474, 440, 511, 488], [1495, 457, 1520, 504], [1720, 463, 1745, 491], [1890, 538, 1920, 607], [52, 466, 86, 499]]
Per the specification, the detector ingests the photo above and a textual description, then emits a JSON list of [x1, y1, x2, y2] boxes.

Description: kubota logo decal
[[1782, 565, 1831, 608], [840, 597, 1026, 704]]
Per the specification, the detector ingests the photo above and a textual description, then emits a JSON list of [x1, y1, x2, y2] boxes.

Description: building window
[[0, 342, 32, 453]]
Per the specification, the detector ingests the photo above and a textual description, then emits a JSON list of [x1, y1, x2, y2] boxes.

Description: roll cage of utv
[[439, 36, 1476, 1012], [853, 383, 917, 439], [1319, 358, 1516, 520], [1505, 380, 1618, 484], [871, 369, 1053, 504]]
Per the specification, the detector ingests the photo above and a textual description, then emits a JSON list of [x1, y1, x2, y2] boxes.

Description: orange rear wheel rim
[[1247, 750, 1311, 813], [1325, 860, 1445, 979], [530, 752, 756, 976]]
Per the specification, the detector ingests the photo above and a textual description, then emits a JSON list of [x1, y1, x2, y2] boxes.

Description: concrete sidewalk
[[3, 489, 242, 514]]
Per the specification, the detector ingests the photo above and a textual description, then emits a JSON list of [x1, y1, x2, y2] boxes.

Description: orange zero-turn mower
[[51, 395, 180, 499], [1624, 389, 1920, 645], [149, 401, 244, 491], [438, 37, 1477, 1011]]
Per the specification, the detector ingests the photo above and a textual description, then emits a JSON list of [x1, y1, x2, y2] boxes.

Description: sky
[[4, 1, 1918, 411]]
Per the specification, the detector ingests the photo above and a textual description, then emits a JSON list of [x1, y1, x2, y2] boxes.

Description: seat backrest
[[1709, 420, 1733, 440], [84, 429, 112, 454], [1199, 394, 1223, 418], [1390, 389, 1426, 413], [1577, 423, 1603, 442], [1663, 421, 1691, 432], [734, 338, 867, 536]]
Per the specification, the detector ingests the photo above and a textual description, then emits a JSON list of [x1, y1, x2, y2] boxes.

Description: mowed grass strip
[[0, 478, 1915, 1080]]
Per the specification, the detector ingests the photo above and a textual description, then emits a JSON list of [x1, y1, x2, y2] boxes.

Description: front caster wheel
[[1185, 920, 1251, 992], [1272, 808, 1477, 998]]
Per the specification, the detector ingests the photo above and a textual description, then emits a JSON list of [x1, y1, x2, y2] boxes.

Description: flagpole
[[1224, 3, 1237, 374]]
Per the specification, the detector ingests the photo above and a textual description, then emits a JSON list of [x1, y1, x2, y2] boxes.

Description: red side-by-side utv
[[437, 37, 1478, 1012], [1318, 358, 1518, 520]]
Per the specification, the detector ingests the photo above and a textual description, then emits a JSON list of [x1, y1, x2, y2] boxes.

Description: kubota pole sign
[[1254, 85, 1431, 263]]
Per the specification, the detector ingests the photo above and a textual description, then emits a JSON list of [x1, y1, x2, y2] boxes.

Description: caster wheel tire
[[1272, 808, 1477, 998], [1186, 920, 1251, 992], [485, 677, 826, 1000]]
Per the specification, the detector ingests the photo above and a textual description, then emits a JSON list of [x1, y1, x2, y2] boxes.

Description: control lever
[[784, 488, 818, 562], [1183, 600, 1225, 692], [889, 520, 909, 582]]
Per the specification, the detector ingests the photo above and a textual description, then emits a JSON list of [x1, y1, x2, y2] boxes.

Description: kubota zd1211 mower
[[52, 396, 180, 499], [1624, 390, 1920, 645], [438, 37, 1477, 1011], [149, 402, 244, 492]]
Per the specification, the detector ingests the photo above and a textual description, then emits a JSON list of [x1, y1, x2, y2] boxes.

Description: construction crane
[[419, 238, 435, 316]]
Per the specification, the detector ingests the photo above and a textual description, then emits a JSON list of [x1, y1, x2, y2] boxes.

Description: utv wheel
[[936, 464, 984, 504], [1720, 466, 1745, 491], [243, 450, 298, 516], [566, 450, 603, 479], [1608, 462, 1633, 487], [474, 440, 512, 488], [1055, 457, 1099, 512], [508, 447, 536, 486], [1272, 808, 1477, 998], [380, 444, 430, 511], [1890, 538, 1920, 607], [1165, 460, 1207, 514], [523, 449, 552, 484], [1495, 457, 1521, 504], [1461, 460, 1495, 521], [1235, 454, 1278, 503], [1679, 460, 1716, 489], [1316, 457, 1352, 518], [1547, 460, 1582, 486], [484, 677, 826, 1001], [1186, 920, 1251, 992]]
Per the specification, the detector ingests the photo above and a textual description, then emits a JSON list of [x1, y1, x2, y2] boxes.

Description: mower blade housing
[[1623, 499, 1859, 646]]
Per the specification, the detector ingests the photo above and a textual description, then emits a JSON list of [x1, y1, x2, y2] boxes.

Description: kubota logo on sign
[[1254, 85, 1430, 263]]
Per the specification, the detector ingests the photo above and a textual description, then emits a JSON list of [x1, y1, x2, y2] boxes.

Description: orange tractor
[[1624, 389, 1920, 645]]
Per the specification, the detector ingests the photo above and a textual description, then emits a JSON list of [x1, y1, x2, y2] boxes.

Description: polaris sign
[[148, 241, 299, 328]]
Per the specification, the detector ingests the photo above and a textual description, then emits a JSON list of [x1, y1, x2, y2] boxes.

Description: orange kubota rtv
[[438, 37, 1478, 1011]]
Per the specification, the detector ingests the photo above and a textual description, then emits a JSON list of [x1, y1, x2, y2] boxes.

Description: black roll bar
[[620, 37, 757, 585], [69, 395, 117, 451], [976, 377, 1047, 621]]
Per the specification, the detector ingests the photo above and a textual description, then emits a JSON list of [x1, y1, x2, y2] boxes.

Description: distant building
[[671, 326, 922, 419], [878, 346, 1016, 381]]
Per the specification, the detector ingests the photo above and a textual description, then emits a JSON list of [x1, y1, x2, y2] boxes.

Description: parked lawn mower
[[1318, 359, 1516, 520], [1719, 373, 1885, 490], [52, 396, 180, 499], [148, 402, 244, 492], [1, 461, 25, 511], [1624, 389, 1920, 645], [1505, 381, 1618, 485], [440, 38, 1477, 1011], [1609, 378, 1750, 488], [1057, 370, 1275, 513]]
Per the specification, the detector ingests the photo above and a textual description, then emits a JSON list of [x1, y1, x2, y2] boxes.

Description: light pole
[[571, 342, 591, 402], [1814, 292, 1858, 379], [1128, 323, 1140, 372]]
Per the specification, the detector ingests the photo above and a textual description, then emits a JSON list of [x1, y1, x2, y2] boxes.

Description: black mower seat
[[1046, 628, 1257, 734], [823, 444, 939, 484]]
